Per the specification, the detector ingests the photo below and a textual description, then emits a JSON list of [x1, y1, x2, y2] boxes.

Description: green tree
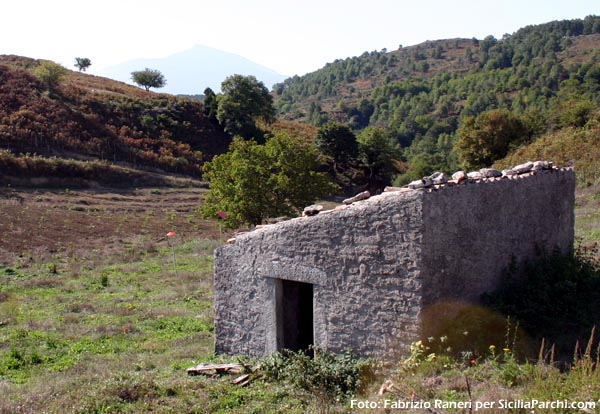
[[216, 74, 275, 139], [357, 126, 401, 191], [74, 57, 91, 72], [202, 134, 337, 227], [33, 61, 67, 92], [131, 68, 166, 91], [203, 87, 218, 121], [550, 98, 596, 128], [455, 109, 527, 170], [314, 122, 358, 165]]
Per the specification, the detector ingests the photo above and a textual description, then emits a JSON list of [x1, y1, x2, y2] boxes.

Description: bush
[[483, 245, 600, 360], [33, 60, 67, 91], [260, 347, 373, 414]]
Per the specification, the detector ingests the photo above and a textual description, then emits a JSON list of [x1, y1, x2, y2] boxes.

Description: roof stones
[[401, 160, 561, 192], [263, 160, 565, 241], [452, 170, 468, 183], [303, 204, 324, 217], [480, 168, 502, 178], [407, 172, 448, 189], [467, 171, 484, 180], [343, 190, 371, 205], [430, 171, 449, 185], [512, 161, 534, 174]]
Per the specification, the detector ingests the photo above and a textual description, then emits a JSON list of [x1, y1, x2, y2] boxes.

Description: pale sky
[[3, 0, 599, 77]]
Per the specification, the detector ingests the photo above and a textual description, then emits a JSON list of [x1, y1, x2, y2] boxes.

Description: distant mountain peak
[[98, 45, 287, 94]]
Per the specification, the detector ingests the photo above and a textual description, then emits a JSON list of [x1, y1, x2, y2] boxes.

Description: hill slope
[[0, 56, 231, 179], [275, 16, 600, 126], [98, 45, 287, 94], [273, 16, 600, 181]]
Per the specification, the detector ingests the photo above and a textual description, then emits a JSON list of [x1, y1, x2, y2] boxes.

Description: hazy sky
[[3, 0, 599, 77]]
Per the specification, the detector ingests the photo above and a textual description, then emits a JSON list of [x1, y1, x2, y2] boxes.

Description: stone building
[[214, 163, 575, 359]]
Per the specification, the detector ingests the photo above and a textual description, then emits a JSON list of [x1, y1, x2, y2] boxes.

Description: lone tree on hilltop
[[131, 68, 166, 91], [74, 57, 91, 72], [33, 60, 67, 92]]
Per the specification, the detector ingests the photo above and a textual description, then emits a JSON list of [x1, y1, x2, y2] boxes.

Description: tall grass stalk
[[166, 231, 178, 278]]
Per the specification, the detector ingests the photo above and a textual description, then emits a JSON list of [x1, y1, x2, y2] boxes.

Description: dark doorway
[[276, 279, 314, 353]]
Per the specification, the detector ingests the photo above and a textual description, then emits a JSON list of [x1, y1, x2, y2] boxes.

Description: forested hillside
[[0, 56, 231, 178], [274, 16, 600, 181]]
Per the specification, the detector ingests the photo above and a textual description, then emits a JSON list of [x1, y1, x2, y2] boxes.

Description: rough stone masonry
[[214, 162, 575, 359]]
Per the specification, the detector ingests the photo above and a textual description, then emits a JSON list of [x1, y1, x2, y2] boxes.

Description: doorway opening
[[276, 279, 313, 354]]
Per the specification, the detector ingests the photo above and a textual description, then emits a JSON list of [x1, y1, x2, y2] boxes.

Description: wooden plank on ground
[[186, 363, 244, 375], [231, 374, 250, 385]]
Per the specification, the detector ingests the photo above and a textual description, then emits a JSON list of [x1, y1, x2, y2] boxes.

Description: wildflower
[[503, 347, 510, 353], [166, 231, 176, 237], [469, 359, 476, 365], [489, 345, 496, 351]]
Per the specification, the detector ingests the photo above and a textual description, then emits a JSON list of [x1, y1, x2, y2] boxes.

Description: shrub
[[483, 245, 600, 360], [260, 347, 373, 414], [33, 60, 67, 91]]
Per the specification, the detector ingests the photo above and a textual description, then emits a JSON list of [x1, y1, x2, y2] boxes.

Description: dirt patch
[[0, 186, 224, 264]]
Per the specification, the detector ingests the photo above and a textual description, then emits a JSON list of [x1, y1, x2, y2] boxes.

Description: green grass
[[0, 234, 309, 413], [1, 190, 599, 413]]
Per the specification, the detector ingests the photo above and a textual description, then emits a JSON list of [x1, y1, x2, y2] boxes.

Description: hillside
[[273, 16, 600, 181], [0, 56, 231, 181], [275, 16, 600, 125]]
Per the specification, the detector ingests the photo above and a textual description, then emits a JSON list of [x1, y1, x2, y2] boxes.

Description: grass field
[[0, 183, 599, 413], [0, 186, 308, 413]]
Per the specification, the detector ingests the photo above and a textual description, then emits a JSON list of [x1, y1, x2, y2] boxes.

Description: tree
[[357, 126, 401, 191], [202, 134, 337, 228], [74, 57, 91, 72], [203, 87, 218, 121], [216, 74, 275, 139], [314, 122, 358, 166], [131, 68, 166, 91], [455, 109, 527, 170], [550, 98, 595, 128], [33, 61, 67, 92]]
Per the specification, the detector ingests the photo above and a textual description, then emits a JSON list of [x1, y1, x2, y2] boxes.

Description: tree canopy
[[314, 122, 358, 165], [74, 57, 91, 72], [203, 87, 218, 121], [455, 109, 528, 170], [357, 126, 401, 191], [202, 134, 337, 228], [33, 61, 67, 92], [216, 74, 275, 140], [131, 68, 166, 91]]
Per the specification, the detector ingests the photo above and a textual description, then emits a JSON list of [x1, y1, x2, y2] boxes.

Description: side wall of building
[[214, 190, 426, 358], [419, 169, 575, 315]]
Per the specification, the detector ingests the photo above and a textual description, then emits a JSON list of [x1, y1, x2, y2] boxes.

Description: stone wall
[[215, 189, 426, 358], [421, 168, 575, 305], [214, 164, 575, 359]]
